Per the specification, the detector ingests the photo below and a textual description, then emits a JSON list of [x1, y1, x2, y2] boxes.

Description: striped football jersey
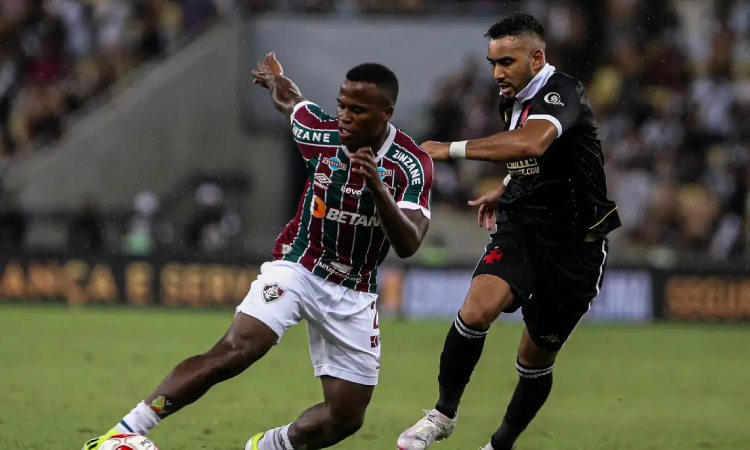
[[272, 101, 433, 293]]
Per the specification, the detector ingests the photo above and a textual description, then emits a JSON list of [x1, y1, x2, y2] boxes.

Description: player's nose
[[338, 112, 353, 124], [493, 67, 505, 81]]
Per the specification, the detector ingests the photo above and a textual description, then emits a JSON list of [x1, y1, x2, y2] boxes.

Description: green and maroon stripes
[[272, 178, 309, 261], [391, 133, 433, 210], [291, 104, 339, 160], [297, 155, 334, 271], [282, 157, 318, 263], [279, 106, 432, 293]]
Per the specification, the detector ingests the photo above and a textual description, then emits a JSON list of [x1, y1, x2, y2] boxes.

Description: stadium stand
[[0, 0, 748, 262]]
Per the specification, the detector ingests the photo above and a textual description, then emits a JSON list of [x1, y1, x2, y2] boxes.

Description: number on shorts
[[370, 300, 379, 330]]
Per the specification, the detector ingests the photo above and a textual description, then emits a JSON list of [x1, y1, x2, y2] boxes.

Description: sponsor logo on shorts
[[330, 261, 353, 273], [540, 334, 561, 344], [322, 156, 347, 171], [262, 283, 286, 303], [370, 335, 380, 348], [481, 248, 504, 264], [315, 260, 363, 282]]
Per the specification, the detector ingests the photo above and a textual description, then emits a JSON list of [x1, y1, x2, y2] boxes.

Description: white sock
[[280, 424, 294, 450], [114, 401, 161, 435], [256, 424, 292, 450]]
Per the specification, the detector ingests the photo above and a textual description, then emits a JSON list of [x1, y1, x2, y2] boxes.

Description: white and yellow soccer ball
[[100, 434, 159, 450]]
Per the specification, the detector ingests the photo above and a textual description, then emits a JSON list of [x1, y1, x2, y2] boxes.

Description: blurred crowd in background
[[0, 180, 241, 255], [422, 0, 750, 259], [0, 0, 228, 168], [1, 0, 749, 260]]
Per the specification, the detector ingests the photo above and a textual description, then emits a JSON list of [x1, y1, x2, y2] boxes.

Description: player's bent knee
[[460, 303, 500, 329], [460, 275, 516, 328], [518, 328, 559, 368]]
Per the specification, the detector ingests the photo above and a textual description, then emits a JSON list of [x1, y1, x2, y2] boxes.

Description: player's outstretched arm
[[421, 78, 585, 162], [351, 148, 429, 259], [252, 52, 306, 122], [421, 120, 558, 163]]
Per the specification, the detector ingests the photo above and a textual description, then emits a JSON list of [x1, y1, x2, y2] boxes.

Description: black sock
[[490, 360, 554, 450], [434, 313, 488, 419]]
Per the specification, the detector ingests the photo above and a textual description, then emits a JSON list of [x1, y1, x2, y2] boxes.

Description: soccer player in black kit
[[397, 13, 621, 450]]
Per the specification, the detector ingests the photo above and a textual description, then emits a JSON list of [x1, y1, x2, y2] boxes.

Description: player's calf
[[141, 314, 277, 418], [290, 376, 371, 449], [255, 376, 373, 450], [290, 400, 366, 447], [86, 314, 277, 448], [435, 275, 515, 419], [483, 328, 558, 450]]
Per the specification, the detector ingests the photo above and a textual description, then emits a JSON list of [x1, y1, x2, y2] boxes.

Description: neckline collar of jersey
[[514, 63, 556, 103], [343, 123, 396, 161]]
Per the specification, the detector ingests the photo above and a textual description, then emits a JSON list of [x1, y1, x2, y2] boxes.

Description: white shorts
[[236, 260, 381, 386]]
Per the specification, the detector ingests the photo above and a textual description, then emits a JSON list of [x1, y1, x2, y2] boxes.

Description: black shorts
[[472, 222, 609, 351]]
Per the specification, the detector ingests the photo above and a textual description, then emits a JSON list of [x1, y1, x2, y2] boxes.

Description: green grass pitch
[[0, 305, 748, 450]]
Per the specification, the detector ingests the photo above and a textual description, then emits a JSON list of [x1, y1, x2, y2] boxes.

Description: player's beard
[[525, 60, 533, 83], [511, 61, 535, 99]]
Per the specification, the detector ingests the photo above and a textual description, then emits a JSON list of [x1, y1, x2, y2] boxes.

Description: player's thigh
[[235, 261, 308, 343], [466, 224, 536, 328], [209, 313, 279, 365], [521, 240, 609, 354], [307, 293, 381, 388]]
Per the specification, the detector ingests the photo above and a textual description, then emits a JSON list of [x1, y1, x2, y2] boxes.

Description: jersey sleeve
[[290, 101, 339, 160], [396, 151, 433, 219], [525, 76, 583, 138]]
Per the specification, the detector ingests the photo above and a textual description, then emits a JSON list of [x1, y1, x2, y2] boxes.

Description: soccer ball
[[100, 434, 159, 450]]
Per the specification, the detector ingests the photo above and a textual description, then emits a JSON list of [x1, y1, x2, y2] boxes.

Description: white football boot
[[397, 409, 457, 450]]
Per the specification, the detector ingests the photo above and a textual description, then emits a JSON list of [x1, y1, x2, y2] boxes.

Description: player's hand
[[468, 184, 505, 230], [350, 147, 384, 191], [252, 52, 284, 88], [420, 141, 450, 160]]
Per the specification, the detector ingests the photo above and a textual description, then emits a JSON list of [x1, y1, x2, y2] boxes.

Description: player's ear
[[383, 105, 394, 121], [531, 48, 545, 71]]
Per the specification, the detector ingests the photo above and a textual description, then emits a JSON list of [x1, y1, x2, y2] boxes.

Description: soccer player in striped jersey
[[81, 53, 433, 450]]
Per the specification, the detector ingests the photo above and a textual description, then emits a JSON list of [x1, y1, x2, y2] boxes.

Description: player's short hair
[[346, 63, 399, 107], [485, 13, 546, 44]]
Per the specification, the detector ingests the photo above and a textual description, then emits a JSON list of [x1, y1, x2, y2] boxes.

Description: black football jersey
[[496, 69, 621, 245]]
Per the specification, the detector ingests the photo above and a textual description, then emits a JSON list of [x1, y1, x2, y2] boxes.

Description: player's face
[[336, 80, 393, 149], [487, 36, 545, 99]]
